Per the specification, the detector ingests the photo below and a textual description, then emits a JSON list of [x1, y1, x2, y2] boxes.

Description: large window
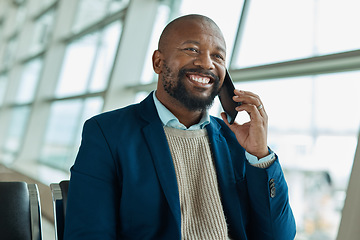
[[0, 1, 359, 239], [14, 2, 27, 30], [1, 35, 18, 69], [40, 97, 103, 170], [234, 0, 360, 68], [72, 0, 129, 32], [141, 1, 359, 239], [233, 71, 360, 239], [0, 20, 3, 42], [0, 74, 7, 106], [1, 106, 31, 164], [31, 0, 57, 12], [15, 58, 43, 104], [30, 8, 56, 54], [1, 57, 44, 164], [41, 19, 123, 170], [55, 21, 122, 98], [140, 4, 171, 84]]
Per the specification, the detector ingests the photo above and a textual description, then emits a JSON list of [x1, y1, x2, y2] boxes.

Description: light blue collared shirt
[[153, 91, 210, 130], [153, 91, 275, 165]]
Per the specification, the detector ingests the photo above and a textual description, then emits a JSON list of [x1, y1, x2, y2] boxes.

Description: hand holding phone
[[218, 70, 241, 124]]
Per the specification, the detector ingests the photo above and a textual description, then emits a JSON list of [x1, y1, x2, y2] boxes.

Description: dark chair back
[[0, 181, 42, 240], [50, 180, 69, 240]]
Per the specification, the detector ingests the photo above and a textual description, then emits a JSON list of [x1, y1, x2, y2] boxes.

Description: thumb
[[221, 112, 241, 131], [221, 112, 231, 127]]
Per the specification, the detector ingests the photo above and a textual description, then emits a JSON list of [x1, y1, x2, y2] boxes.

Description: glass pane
[[72, 0, 109, 32], [44, 0, 56, 7], [2, 106, 31, 164], [233, 0, 360, 68], [37, 0, 56, 10], [64, 97, 104, 169], [316, 0, 360, 55], [89, 21, 122, 92], [0, 74, 7, 106], [314, 71, 360, 132], [179, 0, 244, 64], [30, 9, 55, 54], [56, 21, 122, 98], [55, 33, 99, 98], [140, 5, 171, 84], [234, 0, 315, 68], [40, 97, 103, 170], [108, 0, 130, 13], [232, 71, 360, 239], [15, 58, 43, 104], [15, 4, 27, 30], [0, 21, 3, 42], [234, 77, 313, 130], [40, 99, 83, 169], [2, 36, 18, 68], [73, 0, 130, 32]]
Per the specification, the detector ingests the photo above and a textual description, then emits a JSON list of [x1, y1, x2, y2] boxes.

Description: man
[[64, 14, 296, 239]]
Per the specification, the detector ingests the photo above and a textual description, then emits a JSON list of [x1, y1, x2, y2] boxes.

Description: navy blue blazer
[[64, 92, 296, 240]]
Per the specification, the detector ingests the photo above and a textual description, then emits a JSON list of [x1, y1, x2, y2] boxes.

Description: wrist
[[251, 148, 269, 159], [245, 148, 275, 165]]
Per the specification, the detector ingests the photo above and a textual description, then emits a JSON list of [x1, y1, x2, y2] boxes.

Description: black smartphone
[[218, 70, 241, 124]]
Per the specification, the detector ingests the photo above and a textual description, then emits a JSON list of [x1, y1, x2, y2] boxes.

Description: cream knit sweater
[[164, 127, 230, 240]]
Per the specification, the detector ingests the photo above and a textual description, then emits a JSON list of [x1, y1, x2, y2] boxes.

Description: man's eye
[[214, 54, 225, 61], [184, 48, 198, 53]]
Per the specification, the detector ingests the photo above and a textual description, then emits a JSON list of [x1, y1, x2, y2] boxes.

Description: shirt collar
[[153, 91, 210, 130]]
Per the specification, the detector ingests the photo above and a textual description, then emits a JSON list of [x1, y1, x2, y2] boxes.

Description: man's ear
[[152, 50, 162, 74]]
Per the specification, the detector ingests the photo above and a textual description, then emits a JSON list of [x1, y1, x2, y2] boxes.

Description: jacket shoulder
[[91, 103, 139, 124], [88, 92, 156, 128], [209, 116, 235, 136]]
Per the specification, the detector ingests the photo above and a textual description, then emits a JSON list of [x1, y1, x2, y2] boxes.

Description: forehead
[[166, 19, 226, 51]]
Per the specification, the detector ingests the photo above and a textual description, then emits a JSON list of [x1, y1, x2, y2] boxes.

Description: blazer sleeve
[[64, 117, 121, 240], [245, 156, 296, 240]]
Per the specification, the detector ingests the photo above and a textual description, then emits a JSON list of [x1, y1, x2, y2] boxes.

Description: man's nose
[[193, 53, 215, 69]]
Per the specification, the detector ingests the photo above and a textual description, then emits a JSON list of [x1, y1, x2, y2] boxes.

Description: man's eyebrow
[[216, 46, 226, 55], [181, 40, 201, 46], [181, 40, 226, 54]]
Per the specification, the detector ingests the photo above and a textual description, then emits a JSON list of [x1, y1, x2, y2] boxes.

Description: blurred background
[[0, 0, 359, 239]]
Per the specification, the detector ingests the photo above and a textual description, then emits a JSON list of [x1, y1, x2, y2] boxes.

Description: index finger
[[233, 90, 262, 105]]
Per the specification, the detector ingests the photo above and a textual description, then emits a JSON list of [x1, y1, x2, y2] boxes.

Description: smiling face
[[153, 15, 227, 112]]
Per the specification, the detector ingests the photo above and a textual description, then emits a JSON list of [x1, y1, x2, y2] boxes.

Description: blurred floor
[[43, 217, 55, 240], [0, 164, 55, 239]]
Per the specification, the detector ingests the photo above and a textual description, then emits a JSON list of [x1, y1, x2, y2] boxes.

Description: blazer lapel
[[206, 120, 247, 238], [206, 120, 238, 198], [139, 94, 181, 233]]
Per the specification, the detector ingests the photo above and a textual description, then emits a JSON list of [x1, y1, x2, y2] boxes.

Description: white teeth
[[189, 75, 210, 84]]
